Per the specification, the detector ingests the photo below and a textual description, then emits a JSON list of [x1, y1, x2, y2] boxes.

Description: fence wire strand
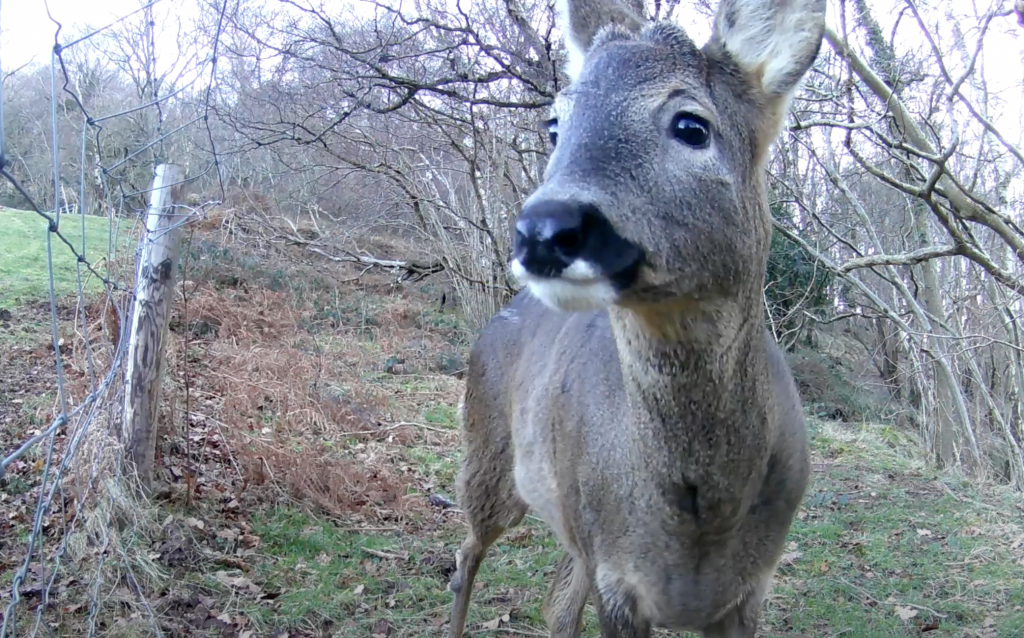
[[0, 0, 226, 634]]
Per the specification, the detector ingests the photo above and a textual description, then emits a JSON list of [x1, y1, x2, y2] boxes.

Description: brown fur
[[447, 1, 826, 637]]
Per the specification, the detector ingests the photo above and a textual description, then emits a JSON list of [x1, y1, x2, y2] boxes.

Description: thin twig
[[838, 578, 947, 618], [361, 547, 409, 561], [344, 421, 455, 437]]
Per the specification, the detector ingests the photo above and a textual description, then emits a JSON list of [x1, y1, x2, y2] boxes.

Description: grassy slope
[[0, 207, 136, 309], [2, 230, 1023, 638], [212, 418, 1023, 638]]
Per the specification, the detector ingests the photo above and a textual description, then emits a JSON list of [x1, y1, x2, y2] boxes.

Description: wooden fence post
[[124, 164, 188, 492]]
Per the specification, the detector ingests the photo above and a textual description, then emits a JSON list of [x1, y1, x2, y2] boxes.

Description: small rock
[[428, 493, 455, 509]]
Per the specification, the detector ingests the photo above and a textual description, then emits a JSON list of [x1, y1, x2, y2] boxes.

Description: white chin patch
[[511, 258, 617, 312], [560, 259, 599, 282]]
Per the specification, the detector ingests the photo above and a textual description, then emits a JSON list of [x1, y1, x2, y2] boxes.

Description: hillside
[[0, 207, 137, 309], [1, 228, 1023, 637]]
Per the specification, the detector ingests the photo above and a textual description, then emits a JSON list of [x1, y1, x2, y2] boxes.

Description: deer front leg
[[448, 497, 528, 638], [700, 610, 755, 638], [593, 588, 650, 638], [700, 573, 771, 638], [543, 552, 589, 638]]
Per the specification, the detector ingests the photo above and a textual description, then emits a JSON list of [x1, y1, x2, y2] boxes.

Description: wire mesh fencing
[[0, 1, 225, 634]]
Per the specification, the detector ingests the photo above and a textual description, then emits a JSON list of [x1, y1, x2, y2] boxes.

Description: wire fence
[[0, 0, 225, 634]]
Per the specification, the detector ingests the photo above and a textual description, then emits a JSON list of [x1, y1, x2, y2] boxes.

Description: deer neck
[[606, 297, 772, 525], [607, 297, 768, 436]]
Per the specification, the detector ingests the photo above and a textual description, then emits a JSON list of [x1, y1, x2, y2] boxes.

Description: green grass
[[422, 404, 460, 429], [767, 420, 1024, 636], [0, 207, 136, 308], [215, 507, 562, 637], [176, 419, 1024, 638]]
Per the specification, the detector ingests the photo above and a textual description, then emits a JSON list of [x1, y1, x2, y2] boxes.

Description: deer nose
[[514, 200, 595, 278]]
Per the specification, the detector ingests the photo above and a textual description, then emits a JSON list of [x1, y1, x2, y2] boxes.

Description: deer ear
[[556, 0, 645, 82], [707, 0, 826, 98]]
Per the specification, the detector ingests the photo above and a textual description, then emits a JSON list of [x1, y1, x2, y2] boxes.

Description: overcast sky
[[2, 0, 1022, 149], [2, 0, 143, 69]]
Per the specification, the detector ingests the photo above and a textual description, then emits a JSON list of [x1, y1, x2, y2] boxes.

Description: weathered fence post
[[124, 163, 188, 492]]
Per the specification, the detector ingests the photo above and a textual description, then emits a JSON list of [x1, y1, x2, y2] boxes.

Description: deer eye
[[672, 113, 710, 148], [545, 119, 559, 148]]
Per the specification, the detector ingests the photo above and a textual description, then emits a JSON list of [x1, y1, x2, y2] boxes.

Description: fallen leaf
[[214, 555, 250, 571], [779, 551, 802, 567], [894, 605, 918, 620], [184, 517, 205, 530], [481, 617, 502, 630], [213, 571, 262, 595], [240, 534, 261, 549], [916, 529, 933, 537], [371, 619, 394, 638], [818, 561, 829, 574], [353, 584, 365, 595]]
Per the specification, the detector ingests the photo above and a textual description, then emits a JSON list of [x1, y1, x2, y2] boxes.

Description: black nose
[[514, 200, 598, 278]]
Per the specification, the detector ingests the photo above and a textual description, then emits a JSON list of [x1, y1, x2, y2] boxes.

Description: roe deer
[[446, 0, 825, 636]]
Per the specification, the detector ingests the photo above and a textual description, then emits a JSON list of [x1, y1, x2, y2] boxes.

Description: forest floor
[[2, 220, 1024, 638]]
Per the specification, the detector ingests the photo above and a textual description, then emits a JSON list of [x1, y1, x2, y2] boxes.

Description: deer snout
[[514, 200, 595, 279], [513, 198, 644, 284], [510, 198, 644, 312]]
